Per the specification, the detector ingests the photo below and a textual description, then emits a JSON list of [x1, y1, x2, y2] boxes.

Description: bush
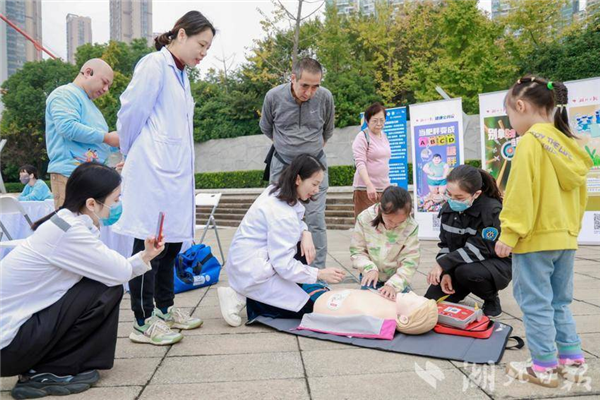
[[194, 160, 483, 189], [5, 182, 25, 193]]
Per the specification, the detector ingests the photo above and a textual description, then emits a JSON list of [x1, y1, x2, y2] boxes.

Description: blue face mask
[[447, 196, 476, 212], [97, 201, 123, 226]]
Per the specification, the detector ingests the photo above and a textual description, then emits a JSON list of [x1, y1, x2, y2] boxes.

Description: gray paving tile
[[140, 379, 309, 400], [309, 369, 489, 400], [168, 332, 297, 356], [182, 318, 272, 336], [464, 357, 600, 399], [96, 358, 161, 387], [115, 338, 169, 359], [151, 353, 304, 384], [302, 348, 454, 377]]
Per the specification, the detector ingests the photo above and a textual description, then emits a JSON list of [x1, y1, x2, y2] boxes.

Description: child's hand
[[361, 270, 379, 288], [379, 285, 396, 301], [495, 241, 513, 258], [427, 263, 443, 285], [441, 275, 455, 295]]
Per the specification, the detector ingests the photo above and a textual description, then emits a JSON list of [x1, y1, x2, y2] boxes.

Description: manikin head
[[395, 292, 438, 335]]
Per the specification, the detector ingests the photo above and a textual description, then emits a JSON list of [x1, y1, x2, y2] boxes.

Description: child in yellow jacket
[[496, 76, 593, 388]]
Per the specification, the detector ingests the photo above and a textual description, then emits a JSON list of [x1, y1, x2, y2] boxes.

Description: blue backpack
[[173, 244, 222, 294]]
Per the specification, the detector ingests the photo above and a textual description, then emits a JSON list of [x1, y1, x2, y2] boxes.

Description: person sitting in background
[[18, 165, 53, 202]]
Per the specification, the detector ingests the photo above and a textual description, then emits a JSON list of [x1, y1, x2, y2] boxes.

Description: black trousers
[[1, 278, 123, 377], [425, 262, 498, 303], [129, 239, 182, 321], [246, 243, 315, 321]]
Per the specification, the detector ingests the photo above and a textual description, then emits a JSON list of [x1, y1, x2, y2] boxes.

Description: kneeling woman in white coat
[[0, 163, 164, 399], [219, 154, 346, 326]]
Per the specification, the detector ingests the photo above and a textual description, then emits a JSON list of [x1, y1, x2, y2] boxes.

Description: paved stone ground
[[1, 228, 599, 399]]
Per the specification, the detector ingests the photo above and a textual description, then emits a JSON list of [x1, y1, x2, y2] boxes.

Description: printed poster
[[410, 98, 465, 240]]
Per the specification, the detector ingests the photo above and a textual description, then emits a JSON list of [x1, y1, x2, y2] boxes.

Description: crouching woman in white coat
[[218, 154, 346, 327], [0, 163, 164, 399]]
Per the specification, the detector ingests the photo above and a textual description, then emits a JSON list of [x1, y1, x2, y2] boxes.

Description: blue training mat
[[250, 316, 515, 364]]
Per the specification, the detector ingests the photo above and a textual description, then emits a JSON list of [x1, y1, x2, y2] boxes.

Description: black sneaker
[[11, 370, 99, 399], [483, 296, 503, 318]]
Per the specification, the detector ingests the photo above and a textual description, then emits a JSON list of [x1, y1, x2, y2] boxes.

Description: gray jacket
[[260, 83, 335, 164]]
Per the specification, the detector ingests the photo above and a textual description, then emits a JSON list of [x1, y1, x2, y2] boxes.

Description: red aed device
[[155, 212, 165, 248], [436, 301, 483, 329]]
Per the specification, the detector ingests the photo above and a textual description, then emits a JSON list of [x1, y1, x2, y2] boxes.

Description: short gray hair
[[292, 58, 323, 79]]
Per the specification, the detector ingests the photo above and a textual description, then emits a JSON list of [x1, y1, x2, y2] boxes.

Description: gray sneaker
[[11, 370, 99, 399], [129, 315, 183, 345]]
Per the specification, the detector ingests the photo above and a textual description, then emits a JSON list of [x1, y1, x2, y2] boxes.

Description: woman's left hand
[[379, 285, 396, 301], [427, 263, 443, 285], [301, 230, 316, 265], [495, 241, 513, 258]]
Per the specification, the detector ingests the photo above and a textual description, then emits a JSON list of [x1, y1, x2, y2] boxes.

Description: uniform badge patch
[[482, 227, 499, 241]]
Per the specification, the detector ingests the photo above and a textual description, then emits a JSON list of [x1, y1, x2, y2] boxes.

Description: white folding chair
[[0, 196, 33, 242], [195, 193, 225, 263]]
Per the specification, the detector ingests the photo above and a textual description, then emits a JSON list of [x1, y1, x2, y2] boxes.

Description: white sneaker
[[218, 287, 246, 327]]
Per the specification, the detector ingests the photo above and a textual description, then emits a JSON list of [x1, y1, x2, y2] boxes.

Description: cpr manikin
[[311, 290, 438, 335]]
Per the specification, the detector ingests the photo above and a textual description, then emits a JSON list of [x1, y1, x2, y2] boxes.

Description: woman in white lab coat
[[218, 154, 346, 327], [113, 11, 215, 344], [0, 163, 164, 399]]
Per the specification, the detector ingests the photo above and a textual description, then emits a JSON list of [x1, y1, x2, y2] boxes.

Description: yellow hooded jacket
[[499, 123, 593, 253]]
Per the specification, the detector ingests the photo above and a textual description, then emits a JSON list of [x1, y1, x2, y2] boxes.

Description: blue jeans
[[513, 250, 581, 367]]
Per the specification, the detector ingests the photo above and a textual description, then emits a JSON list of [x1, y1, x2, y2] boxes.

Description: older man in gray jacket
[[260, 57, 335, 269]]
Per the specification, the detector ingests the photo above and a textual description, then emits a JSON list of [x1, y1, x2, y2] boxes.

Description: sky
[[38, 0, 587, 73], [40, 0, 324, 73]]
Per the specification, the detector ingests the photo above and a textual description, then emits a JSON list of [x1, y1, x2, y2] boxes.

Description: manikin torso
[[313, 290, 428, 322]]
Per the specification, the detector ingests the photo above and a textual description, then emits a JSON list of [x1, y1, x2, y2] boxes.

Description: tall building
[[110, 0, 153, 44], [3, 0, 43, 78], [491, 0, 579, 23], [587, 0, 600, 16], [327, 0, 438, 16], [0, 1, 8, 88], [66, 14, 92, 65]]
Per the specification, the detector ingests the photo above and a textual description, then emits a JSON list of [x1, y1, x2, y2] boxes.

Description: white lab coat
[[0, 209, 151, 349], [226, 186, 319, 312], [113, 47, 196, 242]]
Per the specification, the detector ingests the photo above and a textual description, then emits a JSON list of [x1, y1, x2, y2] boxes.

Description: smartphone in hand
[[155, 212, 165, 249]]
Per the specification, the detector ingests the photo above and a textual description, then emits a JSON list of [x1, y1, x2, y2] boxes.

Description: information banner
[[478, 77, 600, 245], [410, 98, 465, 240], [360, 107, 409, 189]]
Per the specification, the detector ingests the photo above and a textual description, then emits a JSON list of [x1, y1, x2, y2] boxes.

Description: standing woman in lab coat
[[218, 154, 346, 327], [113, 11, 215, 345]]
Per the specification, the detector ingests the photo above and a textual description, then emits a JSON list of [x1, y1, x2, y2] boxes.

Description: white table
[[0, 199, 55, 259]]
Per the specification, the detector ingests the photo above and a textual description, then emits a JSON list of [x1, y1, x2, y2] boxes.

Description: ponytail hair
[[505, 75, 574, 138], [446, 164, 503, 203], [154, 10, 216, 51], [371, 186, 412, 228], [270, 154, 326, 206], [31, 163, 121, 230]]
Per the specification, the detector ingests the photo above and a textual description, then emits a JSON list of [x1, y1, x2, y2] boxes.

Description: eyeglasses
[[370, 119, 385, 125]]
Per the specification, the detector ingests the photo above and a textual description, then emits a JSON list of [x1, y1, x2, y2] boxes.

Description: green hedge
[[5, 161, 483, 192], [195, 160, 482, 189], [5, 182, 25, 193]]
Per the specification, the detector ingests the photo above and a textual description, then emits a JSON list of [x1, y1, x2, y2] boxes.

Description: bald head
[[75, 58, 114, 100]]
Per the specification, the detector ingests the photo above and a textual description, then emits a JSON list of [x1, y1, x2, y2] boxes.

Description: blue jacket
[[18, 180, 53, 201], [45, 83, 114, 177]]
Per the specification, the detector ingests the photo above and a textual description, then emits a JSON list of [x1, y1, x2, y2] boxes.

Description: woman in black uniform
[[425, 164, 511, 318]]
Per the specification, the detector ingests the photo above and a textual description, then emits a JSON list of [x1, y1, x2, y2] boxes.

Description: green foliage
[[0, 59, 78, 176], [5, 182, 25, 193], [195, 170, 268, 189], [519, 14, 600, 82], [193, 161, 483, 189]]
